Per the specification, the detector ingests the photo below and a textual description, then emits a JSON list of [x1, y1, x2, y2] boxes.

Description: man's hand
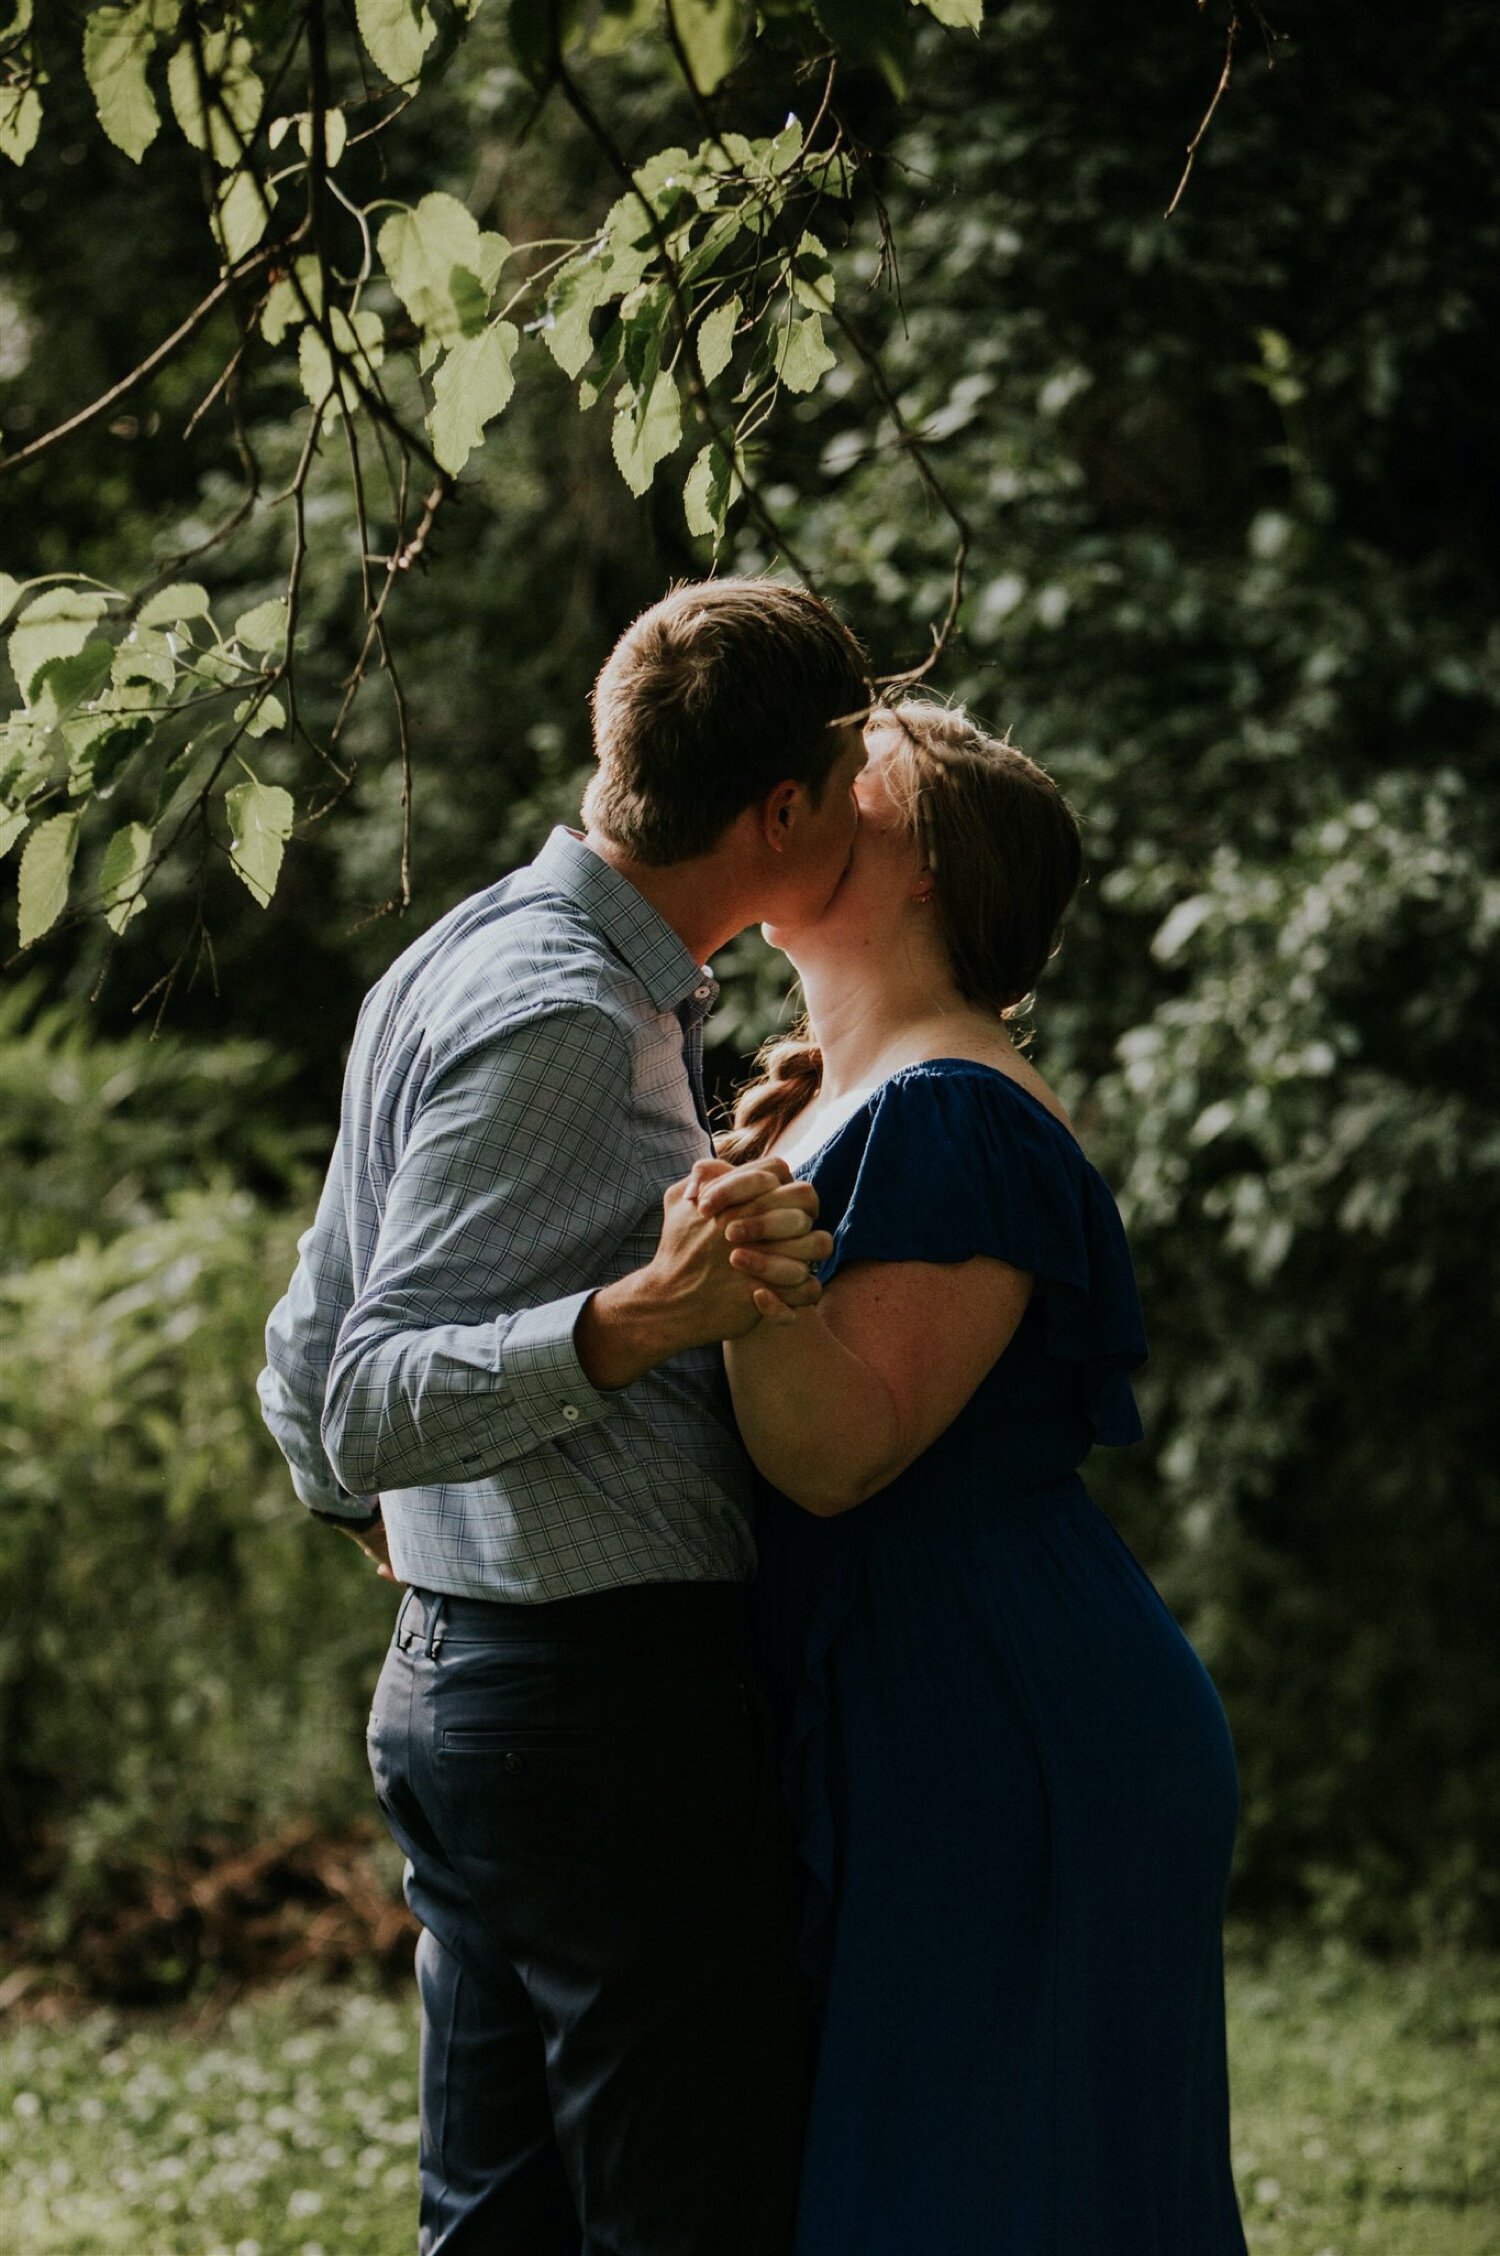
[[338, 1515, 400, 1582], [575, 1157, 832, 1389]]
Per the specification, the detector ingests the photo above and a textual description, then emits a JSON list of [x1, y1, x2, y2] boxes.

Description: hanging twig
[[0, 241, 287, 478]]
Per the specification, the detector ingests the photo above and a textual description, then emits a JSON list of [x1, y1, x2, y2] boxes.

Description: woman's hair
[[583, 579, 870, 865], [720, 699, 1083, 1163]]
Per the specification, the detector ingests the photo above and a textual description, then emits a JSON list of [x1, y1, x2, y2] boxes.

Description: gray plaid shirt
[[257, 828, 755, 1601]]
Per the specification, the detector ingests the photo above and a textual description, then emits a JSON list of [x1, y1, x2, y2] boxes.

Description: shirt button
[[693, 983, 713, 1002], [560, 1403, 581, 1423]]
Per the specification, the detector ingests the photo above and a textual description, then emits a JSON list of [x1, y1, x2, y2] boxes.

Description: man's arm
[[320, 1008, 830, 1497], [258, 1140, 382, 1526]]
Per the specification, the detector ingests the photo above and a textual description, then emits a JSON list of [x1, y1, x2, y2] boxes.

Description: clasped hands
[[667, 1155, 830, 1335], [338, 1155, 822, 1581]]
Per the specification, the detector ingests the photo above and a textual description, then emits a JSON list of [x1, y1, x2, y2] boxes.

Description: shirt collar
[[532, 828, 717, 1017]]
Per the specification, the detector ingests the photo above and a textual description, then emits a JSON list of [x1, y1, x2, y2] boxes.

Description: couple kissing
[[260, 578, 1247, 2256]]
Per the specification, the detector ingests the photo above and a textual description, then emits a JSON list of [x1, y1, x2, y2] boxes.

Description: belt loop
[[424, 1593, 447, 1659]]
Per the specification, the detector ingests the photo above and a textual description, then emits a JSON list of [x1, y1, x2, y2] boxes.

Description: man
[[258, 578, 871, 2256]]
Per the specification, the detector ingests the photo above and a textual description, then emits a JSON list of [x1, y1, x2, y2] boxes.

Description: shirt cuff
[[308, 1501, 383, 1533], [286, 1457, 383, 1523], [503, 1289, 616, 1445]]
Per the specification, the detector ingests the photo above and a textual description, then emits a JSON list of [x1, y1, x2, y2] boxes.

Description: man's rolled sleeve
[[320, 1006, 637, 1497]]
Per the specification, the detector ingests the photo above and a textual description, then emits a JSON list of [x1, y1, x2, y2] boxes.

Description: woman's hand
[[690, 1160, 826, 1322]]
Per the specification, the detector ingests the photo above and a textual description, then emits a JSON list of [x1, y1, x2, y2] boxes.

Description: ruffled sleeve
[[811, 1064, 1147, 1446]]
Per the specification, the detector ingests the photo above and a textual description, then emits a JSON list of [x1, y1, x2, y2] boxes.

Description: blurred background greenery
[[1, 0, 1497, 2029]]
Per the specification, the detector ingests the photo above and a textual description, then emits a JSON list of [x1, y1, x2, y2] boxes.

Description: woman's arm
[[721, 1246, 1034, 1516]]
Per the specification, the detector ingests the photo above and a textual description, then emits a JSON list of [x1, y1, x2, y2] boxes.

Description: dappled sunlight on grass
[[1226, 1938, 1500, 2255], [0, 1939, 1496, 2254], [0, 1986, 415, 2256]]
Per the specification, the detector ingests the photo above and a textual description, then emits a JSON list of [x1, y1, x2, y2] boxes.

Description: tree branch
[[0, 240, 288, 479]]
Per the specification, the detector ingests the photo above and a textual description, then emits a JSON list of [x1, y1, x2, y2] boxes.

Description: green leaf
[[64, 711, 152, 799], [267, 108, 349, 167], [428, 322, 520, 476], [295, 327, 331, 410], [9, 589, 111, 705], [612, 369, 682, 496], [543, 257, 611, 380], [682, 439, 741, 541], [668, 0, 748, 93], [768, 117, 804, 175], [0, 84, 42, 166], [233, 692, 287, 740], [697, 294, 740, 385], [354, 0, 438, 87], [166, 29, 263, 167], [0, 711, 53, 801], [137, 582, 212, 630], [233, 597, 288, 653], [629, 142, 704, 217], [16, 808, 81, 946], [99, 821, 153, 933], [112, 627, 176, 695], [543, 242, 650, 379], [810, 0, 910, 94], [83, 1, 180, 166], [0, 572, 21, 624], [298, 308, 386, 427], [0, 806, 27, 861], [260, 258, 323, 347], [302, 107, 348, 166], [211, 169, 274, 265], [915, 0, 982, 27], [777, 310, 837, 394], [225, 779, 294, 908], [789, 230, 836, 312], [577, 309, 627, 408], [34, 639, 116, 722], [377, 194, 511, 352], [619, 278, 673, 399]]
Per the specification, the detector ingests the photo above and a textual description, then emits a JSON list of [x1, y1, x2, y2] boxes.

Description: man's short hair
[[583, 579, 871, 864]]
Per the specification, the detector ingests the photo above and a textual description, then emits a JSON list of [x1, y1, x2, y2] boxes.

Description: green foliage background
[[1, 0, 1496, 1960]]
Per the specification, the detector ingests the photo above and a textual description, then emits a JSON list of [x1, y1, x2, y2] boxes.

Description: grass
[[0, 1938, 1496, 2254]]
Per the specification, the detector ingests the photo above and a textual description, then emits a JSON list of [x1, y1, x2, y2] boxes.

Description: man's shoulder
[[361, 864, 640, 1074]]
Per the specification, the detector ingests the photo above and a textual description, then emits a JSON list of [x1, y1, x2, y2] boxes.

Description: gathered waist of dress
[[879, 1411, 1094, 1509]]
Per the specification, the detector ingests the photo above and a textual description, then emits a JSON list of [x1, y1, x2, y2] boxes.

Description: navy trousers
[[367, 1582, 808, 2256]]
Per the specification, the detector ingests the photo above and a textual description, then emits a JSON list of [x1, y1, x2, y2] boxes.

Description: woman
[[702, 702, 1248, 2255]]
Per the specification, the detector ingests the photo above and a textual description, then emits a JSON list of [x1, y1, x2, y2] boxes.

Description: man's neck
[[581, 830, 747, 965]]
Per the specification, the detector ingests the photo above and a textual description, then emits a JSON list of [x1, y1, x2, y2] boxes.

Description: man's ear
[[759, 779, 802, 854]]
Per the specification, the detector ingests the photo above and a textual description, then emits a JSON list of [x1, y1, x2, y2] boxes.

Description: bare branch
[[1167, 7, 1240, 218], [0, 240, 287, 479]]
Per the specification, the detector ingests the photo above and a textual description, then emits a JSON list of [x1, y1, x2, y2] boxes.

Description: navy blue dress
[[750, 1062, 1247, 2256]]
